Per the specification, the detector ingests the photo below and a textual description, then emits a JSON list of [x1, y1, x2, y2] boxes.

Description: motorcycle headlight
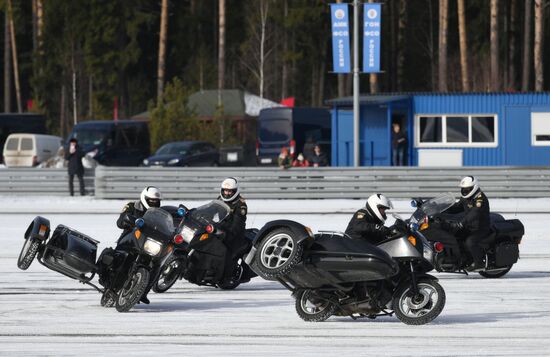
[[144, 238, 163, 256], [143, 158, 149, 165], [180, 225, 196, 243], [168, 158, 180, 165]]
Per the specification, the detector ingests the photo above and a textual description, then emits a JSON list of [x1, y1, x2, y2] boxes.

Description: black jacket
[[116, 201, 147, 238], [345, 208, 391, 245], [448, 190, 491, 233], [218, 195, 247, 248], [309, 153, 328, 167], [65, 144, 85, 175]]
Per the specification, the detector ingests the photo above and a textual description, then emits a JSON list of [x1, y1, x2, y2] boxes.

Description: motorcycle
[[17, 207, 178, 312], [244, 217, 446, 325], [152, 200, 257, 293], [411, 193, 525, 278]]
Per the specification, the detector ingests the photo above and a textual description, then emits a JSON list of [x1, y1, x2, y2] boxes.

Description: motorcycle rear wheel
[[115, 267, 150, 312], [393, 279, 446, 325], [478, 265, 512, 278], [295, 290, 337, 322], [255, 228, 303, 278], [153, 257, 183, 293], [17, 238, 40, 270]]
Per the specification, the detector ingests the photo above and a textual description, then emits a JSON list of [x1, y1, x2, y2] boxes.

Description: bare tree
[[508, 0, 517, 89], [490, 0, 499, 91], [4, 11, 11, 112], [281, 0, 289, 99], [395, 0, 407, 91], [457, 0, 470, 91], [522, 0, 533, 91], [218, 0, 225, 105], [157, 0, 168, 101], [438, 0, 449, 92], [7, 0, 22, 112], [534, 0, 544, 91]]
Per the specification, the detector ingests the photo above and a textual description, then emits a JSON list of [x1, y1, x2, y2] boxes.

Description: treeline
[[1, 0, 548, 137]]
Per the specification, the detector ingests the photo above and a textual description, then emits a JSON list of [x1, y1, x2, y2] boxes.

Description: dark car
[[142, 141, 219, 167]]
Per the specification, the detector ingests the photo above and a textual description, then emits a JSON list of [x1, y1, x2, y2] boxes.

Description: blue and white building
[[328, 92, 550, 166]]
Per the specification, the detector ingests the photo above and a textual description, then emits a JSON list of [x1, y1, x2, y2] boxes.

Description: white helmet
[[366, 194, 393, 224], [220, 177, 240, 202], [140, 186, 162, 209], [459, 176, 479, 199]]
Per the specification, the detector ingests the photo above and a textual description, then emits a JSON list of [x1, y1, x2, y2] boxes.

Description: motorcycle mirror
[[410, 200, 417, 208], [135, 218, 145, 228], [177, 204, 188, 217]]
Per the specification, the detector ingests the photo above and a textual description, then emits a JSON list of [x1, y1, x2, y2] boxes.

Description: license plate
[[261, 158, 272, 164], [227, 152, 238, 162]]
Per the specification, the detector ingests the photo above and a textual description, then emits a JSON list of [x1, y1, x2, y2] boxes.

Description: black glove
[[122, 214, 137, 228], [448, 221, 463, 234], [381, 226, 394, 238]]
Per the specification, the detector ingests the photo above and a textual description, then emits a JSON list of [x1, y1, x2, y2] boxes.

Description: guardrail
[[94, 166, 550, 199], [0, 168, 95, 196]]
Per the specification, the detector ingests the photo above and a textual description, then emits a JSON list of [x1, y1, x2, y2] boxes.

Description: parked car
[[0, 114, 47, 163], [3, 133, 62, 167], [142, 141, 219, 167], [67, 120, 149, 166]]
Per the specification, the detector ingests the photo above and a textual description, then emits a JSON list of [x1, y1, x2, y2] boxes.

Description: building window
[[416, 114, 497, 147], [532, 112, 550, 146]]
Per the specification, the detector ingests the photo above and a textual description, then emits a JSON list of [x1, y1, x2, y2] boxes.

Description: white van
[[3, 133, 62, 167]]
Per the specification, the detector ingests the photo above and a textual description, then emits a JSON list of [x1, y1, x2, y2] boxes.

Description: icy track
[[1, 196, 550, 356]]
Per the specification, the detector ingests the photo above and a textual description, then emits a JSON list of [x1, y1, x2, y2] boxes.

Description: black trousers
[[464, 231, 489, 266], [68, 173, 85, 196]]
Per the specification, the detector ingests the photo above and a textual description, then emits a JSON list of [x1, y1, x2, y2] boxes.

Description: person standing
[[391, 123, 407, 166], [65, 138, 85, 196]]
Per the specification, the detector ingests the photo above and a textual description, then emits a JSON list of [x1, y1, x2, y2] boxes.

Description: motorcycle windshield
[[189, 200, 230, 226], [421, 193, 456, 216], [142, 207, 175, 237]]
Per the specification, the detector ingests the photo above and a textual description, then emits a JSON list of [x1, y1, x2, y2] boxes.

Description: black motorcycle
[[245, 216, 446, 325], [152, 200, 257, 293], [411, 193, 525, 278], [17, 207, 177, 312]]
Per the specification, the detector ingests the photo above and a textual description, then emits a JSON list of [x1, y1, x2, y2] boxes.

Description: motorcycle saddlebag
[[43, 225, 99, 275], [493, 219, 524, 243], [494, 243, 519, 267]]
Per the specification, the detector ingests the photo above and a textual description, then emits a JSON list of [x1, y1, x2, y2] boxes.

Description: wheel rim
[[300, 291, 330, 315], [118, 271, 143, 305], [398, 283, 439, 318], [157, 260, 180, 290], [260, 233, 295, 269]]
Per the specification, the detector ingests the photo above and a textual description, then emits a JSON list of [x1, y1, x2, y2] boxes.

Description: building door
[[362, 106, 390, 166], [504, 106, 530, 165]]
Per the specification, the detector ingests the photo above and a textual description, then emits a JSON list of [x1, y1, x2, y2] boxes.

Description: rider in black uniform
[[345, 193, 394, 244]]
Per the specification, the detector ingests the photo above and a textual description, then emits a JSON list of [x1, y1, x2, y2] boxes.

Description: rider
[[114, 186, 162, 304], [116, 186, 162, 240], [217, 177, 248, 283], [442, 176, 490, 271], [345, 194, 394, 245]]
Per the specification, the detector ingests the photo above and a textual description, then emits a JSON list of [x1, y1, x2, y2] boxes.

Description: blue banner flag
[[363, 3, 382, 73], [330, 4, 351, 73]]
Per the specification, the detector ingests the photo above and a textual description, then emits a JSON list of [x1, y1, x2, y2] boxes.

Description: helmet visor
[[461, 187, 474, 197], [146, 198, 161, 208], [221, 188, 237, 200]]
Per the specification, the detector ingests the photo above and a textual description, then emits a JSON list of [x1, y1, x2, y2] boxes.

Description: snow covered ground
[[1, 196, 549, 356]]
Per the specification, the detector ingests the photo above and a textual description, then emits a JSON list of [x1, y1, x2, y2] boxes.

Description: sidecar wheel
[[115, 267, 150, 312], [100, 289, 116, 307], [295, 290, 336, 322], [153, 257, 183, 293], [393, 279, 446, 325], [255, 228, 303, 279], [478, 265, 513, 278], [17, 238, 40, 270], [217, 265, 243, 290]]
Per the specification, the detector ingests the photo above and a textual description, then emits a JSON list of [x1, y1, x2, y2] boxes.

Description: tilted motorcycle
[[17, 207, 178, 312], [152, 200, 257, 293], [245, 216, 446, 325], [411, 193, 525, 278]]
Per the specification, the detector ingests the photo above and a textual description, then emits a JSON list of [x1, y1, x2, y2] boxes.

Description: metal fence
[[94, 166, 550, 199], [1, 166, 549, 199], [0, 168, 95, 196]]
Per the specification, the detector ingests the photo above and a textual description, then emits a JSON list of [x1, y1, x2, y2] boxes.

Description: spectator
[[292, 153, 310, 167], [278, 147, 292, 169], [65, 138, 85, 196], [309, 145, 328, 167], [392, 123, 407, 166]]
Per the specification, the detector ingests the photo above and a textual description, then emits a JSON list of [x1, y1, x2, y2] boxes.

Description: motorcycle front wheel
[[153, 257, 183, 293], [115, 267, 150, 312], [17, 238, 40, 270], [393, 279, 446, 325], [295, 290, 337, 322]]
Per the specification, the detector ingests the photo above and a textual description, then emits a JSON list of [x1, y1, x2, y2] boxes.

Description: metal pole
[[353, 0, 360, 167]]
